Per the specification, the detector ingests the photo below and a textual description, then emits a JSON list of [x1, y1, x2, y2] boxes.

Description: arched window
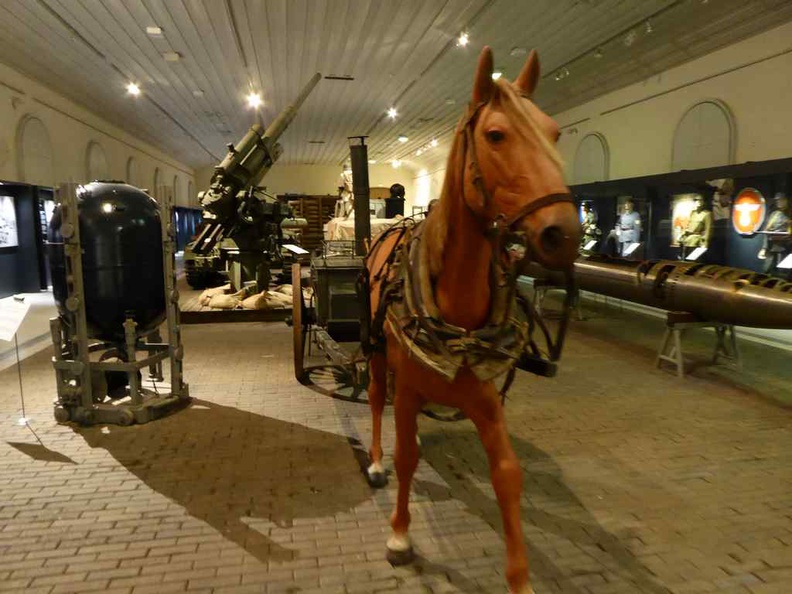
[[16, 116, 54, 186], [85, 141, 108, 181], [126, 156, 139, 187], [153, 168, 161, 199], [573, 133, 609, 184], [672, 100, 734, 171]]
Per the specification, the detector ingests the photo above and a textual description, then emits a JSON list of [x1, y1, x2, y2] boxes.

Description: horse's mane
[[423, 79, 564, 277]]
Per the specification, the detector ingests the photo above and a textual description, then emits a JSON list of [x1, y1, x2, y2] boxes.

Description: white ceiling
[[0, 0, 789, 171]]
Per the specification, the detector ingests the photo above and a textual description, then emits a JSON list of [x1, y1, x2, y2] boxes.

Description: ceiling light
[[192, 89, 204, 97], [246, 92, 262, 109], [126, 82, 140, 96], [162, 51, 181, 62], [445, 98, 456, 106], [594, 47, 604, 59], [431, 139, 438, 147], [645, 20, 653, 34], [146, 26, 163, 36], [387, 107, 398, 119], [491, 70, 503, 80], [457, 32, 469, 47], [416, 149, 423, 156], [398, 135, 408, 143], [624, 30, 637, 47], [368, 159, 377, 164], [509, 47, 527, 57], [391, 160, 402, 169]]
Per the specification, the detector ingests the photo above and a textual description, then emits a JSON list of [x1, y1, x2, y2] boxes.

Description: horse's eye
[[485, 130, 505, 144]]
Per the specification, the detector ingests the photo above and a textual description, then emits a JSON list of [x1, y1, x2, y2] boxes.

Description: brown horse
[[363, 46, 580, 593]]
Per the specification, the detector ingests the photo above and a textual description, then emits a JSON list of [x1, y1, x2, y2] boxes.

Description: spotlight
[[387, 107, 398, 119], [126, 82, 140, 96], [430, 139, 438, 147], [457, 32, 469, 47], [491, 70, 503, 80], [391, 160, 402, 169], [398, 135, 408, 143], [246, 92, 262, 109]]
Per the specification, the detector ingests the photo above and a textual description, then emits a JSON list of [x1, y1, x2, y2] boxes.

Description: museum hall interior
[[0, 1, 791, 593]]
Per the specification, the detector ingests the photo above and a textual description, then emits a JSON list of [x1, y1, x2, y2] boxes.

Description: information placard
[[0, 296, 30, 342]]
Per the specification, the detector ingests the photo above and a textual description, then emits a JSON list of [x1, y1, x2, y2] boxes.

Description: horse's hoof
[[366, 461, 388, 488], [386, 533, 413, 566], [367, 471, 388, 488], [386, 545, 415, 566]]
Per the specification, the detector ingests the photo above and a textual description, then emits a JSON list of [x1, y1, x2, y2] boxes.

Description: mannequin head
[[694, 195, 705, 212], [623, 198, 634, 214]]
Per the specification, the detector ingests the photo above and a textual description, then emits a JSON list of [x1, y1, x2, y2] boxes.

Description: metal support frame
[[51, 184, 190, 426], [656, 312, 741, 378]]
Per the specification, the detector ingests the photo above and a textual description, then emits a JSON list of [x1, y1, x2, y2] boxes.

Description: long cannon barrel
[[524, 255, 792, 329], [194, 73, 322, 254]]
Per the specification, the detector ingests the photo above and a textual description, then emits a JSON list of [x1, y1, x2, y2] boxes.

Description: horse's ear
[[515, 49, 540, 97], [472, 46, 494, 105]]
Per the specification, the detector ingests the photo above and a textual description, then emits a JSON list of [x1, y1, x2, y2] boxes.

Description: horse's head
[[461, 46, 580, 270]]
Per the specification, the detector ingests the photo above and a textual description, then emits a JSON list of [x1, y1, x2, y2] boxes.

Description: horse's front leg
[[463, 379, 531, 594], [366, 351, 388, 487], [386, 379, 423, 565]]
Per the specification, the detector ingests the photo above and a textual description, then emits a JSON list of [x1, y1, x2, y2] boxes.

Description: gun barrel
[[263, 73, 322, 145], [524, 256, 792, 329]]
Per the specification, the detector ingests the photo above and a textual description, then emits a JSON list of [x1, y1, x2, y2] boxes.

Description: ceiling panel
[[0, 0, 786, 171]]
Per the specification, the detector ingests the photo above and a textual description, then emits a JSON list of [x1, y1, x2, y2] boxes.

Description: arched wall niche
[[126, 156, 139, 187], [173, 174, 180, 205], [153, 167, 162, 200], [671, 99, 735, 171], [573, 133, 609, 184], [16, 115, 54, 186], [85, 141, 108, 182]]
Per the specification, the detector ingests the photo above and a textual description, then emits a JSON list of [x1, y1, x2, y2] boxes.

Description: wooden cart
[[290, 242, 369, 398]]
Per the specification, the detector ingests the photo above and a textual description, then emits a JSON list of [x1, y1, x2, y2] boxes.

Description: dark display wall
[[174, 207, 202, 251], [0, 183, 47, 298], [572, 158, 792, 272]]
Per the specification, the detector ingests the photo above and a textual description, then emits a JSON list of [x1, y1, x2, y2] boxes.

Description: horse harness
[[359, 101, 577, 393]]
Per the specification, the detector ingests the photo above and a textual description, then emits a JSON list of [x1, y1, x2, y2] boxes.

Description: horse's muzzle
[[527, 202, 581, 270]]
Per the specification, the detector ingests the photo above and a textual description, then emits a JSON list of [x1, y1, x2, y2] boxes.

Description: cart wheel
[[292, 263, 306, 381]]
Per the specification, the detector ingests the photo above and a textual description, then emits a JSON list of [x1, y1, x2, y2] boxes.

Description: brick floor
[[0, 301, 790, 593]]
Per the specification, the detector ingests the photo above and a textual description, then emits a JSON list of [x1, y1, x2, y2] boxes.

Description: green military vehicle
[[183, 234, 227, 289]]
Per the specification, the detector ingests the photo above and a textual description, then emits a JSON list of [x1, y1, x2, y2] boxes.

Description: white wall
[[195, 162, 418, 210], [0, 61, 196, 207], [556, 22, 792, 182]]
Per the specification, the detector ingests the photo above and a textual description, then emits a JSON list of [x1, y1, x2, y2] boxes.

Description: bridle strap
[[461, 103, 574, 233]]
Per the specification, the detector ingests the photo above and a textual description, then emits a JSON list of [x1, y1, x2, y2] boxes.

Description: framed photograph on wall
[[0, 195, 19, 249]]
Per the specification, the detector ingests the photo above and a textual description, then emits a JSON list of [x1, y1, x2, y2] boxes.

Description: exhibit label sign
[[0, 296, 30, 342], [732, 188, 766, 235]]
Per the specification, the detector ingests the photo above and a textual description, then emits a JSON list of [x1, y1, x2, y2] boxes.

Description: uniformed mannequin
[[758, 192, 791, 275], [580, 202, 600, 249], [616, 198, 641, 256], [678, 195, 713, 258], [335, 162, 354, 219]]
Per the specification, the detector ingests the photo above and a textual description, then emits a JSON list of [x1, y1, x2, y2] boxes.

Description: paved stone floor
[[0, 302, 790, 593]]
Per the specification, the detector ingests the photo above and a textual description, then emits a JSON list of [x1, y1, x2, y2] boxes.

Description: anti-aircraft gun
[[191, 73, 320, 291]]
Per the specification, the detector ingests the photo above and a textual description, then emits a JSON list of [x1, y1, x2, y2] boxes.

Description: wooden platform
[[178, 281, 292, 325]]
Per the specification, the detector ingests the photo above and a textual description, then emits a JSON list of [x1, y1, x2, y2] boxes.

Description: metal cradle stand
[[656, 311, 741, 378], [51, 184, 190, 426]]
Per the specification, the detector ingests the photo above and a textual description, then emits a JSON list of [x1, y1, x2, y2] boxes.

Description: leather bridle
[[458, 100, 578, 370]]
